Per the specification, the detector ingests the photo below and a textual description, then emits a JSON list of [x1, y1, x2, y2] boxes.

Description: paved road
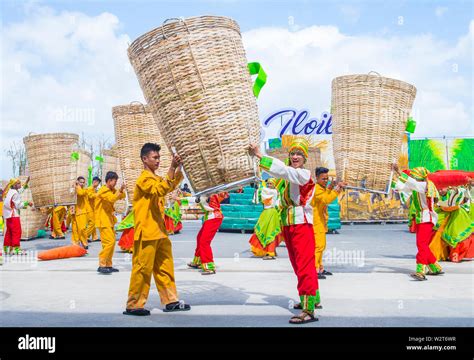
[[1, 221, 472, 327]]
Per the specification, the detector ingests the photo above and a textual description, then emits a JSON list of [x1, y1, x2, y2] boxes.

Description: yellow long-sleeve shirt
[[87, 186, 98, 213], [75, 185, 92, 215], [94, 186, 126, 228], [133, 169, 183, 241], [311, 183, 340, 233]]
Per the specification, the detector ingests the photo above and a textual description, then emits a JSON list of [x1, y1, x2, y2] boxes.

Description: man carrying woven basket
[[391, 164, 444, 280], [124, 143, 190, 316], [74, 176, 94, 250], [95, 171, 126, 275], [249, 138, 320, 324], [86, 176, 102, 243], [312, 167, 346, 279]]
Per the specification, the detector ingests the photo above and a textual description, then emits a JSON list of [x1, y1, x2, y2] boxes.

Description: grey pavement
[[0, 221, 472, 327]]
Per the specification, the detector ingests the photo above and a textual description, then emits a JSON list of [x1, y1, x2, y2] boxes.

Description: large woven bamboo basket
[[102, 147, 127, 214], [266, 147, 322, 178], [23, 133, 87, 207], [19, 182, 47, 240], [113, 103, 172, 202], [331, 72, 417, 193], [128, 16, 260, 193], [76, 148, 92, 180]]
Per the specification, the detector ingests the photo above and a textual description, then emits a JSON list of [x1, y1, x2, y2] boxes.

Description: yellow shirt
[[55, 205, 66, 213], [75, 185, 92, 215], [311, 183, 340, 233], [133, 169, 183, 241], [87, 186, 97, 213], [94, 185, 126, 228]]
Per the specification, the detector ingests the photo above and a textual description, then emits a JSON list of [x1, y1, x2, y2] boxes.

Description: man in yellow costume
[[95, 171, 126, 275], [49, 206, 67, 239], [124, 143, 190, 316], [311, 167, 346, 279], [74, 176, 93, 250], [86, 176, 102, 242]]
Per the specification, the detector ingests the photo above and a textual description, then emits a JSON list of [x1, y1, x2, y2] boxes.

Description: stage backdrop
[[409, 137, 474, 171]]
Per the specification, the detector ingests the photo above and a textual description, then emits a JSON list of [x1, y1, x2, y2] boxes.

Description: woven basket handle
[[128, 101, 146, 114], [161, 17, 206, 92], [365, 71, 383, 86], [161, 18, 190, 39]]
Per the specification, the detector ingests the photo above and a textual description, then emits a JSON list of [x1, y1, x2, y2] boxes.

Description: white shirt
[[260, 187, 279, 209], [260, 156, 315, 225], [3, 187, 27, 219]]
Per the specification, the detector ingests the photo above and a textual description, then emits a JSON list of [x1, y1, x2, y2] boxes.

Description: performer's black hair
[[315, 167, 329, 177], [140, 143, 161, 159], [105, 171, 119, 182]]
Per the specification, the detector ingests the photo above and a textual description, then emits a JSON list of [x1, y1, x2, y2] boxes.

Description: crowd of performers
[[391, 165, 474, 280], [0, 138, 472, 324]]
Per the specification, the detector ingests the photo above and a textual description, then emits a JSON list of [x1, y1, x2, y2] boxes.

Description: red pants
[[4, 217, 21, 247], [194, 218, 222, 264], [415, 222, 437, 265], [282, 224, 318, 296]]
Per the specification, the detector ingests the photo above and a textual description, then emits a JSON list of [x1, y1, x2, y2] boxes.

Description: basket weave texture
[[128, 16, 260, 192], [331, 73, 416, 192], [101, 147, 127, 213], [112, 103, 172, 201], [23, 133, 90, 207]]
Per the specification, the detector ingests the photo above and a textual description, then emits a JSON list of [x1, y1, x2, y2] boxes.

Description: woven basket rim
[[112, 103, 150, 116], [128, 15, 241, 56], [23, 133, 79, 141], [332, 74, 417, 91]]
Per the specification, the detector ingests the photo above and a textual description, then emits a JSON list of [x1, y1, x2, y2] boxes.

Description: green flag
[[406, 117, 416, 133], [247, 62, 267, 98]]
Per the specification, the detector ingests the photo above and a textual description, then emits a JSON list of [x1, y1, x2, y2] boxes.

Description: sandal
[[12, 249, 27, 256], [201, 269, 216, 275], [293, 302, 323, 310], [187, 262, 200, 269], [262, 255, 276, 260], [289, 311, 318, 324], [163, 301, 191, 312], [320, 270, 333, 276], [123, 308, 150, 316], [410, 272, 427, 281]]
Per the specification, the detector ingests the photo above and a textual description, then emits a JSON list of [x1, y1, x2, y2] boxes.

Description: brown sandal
[[289, 311, 318, 324], [410, 272, 427, 281]]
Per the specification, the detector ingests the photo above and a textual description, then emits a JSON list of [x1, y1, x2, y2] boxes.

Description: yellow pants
[[88, 212, 99, 241], [314, 231, 326, 271], [51, 208, 66, 238], [98, 227, 116, 267], [429, 218, 450, 261], [72, 214, 91, 247], [126, 236, 178, 309]]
